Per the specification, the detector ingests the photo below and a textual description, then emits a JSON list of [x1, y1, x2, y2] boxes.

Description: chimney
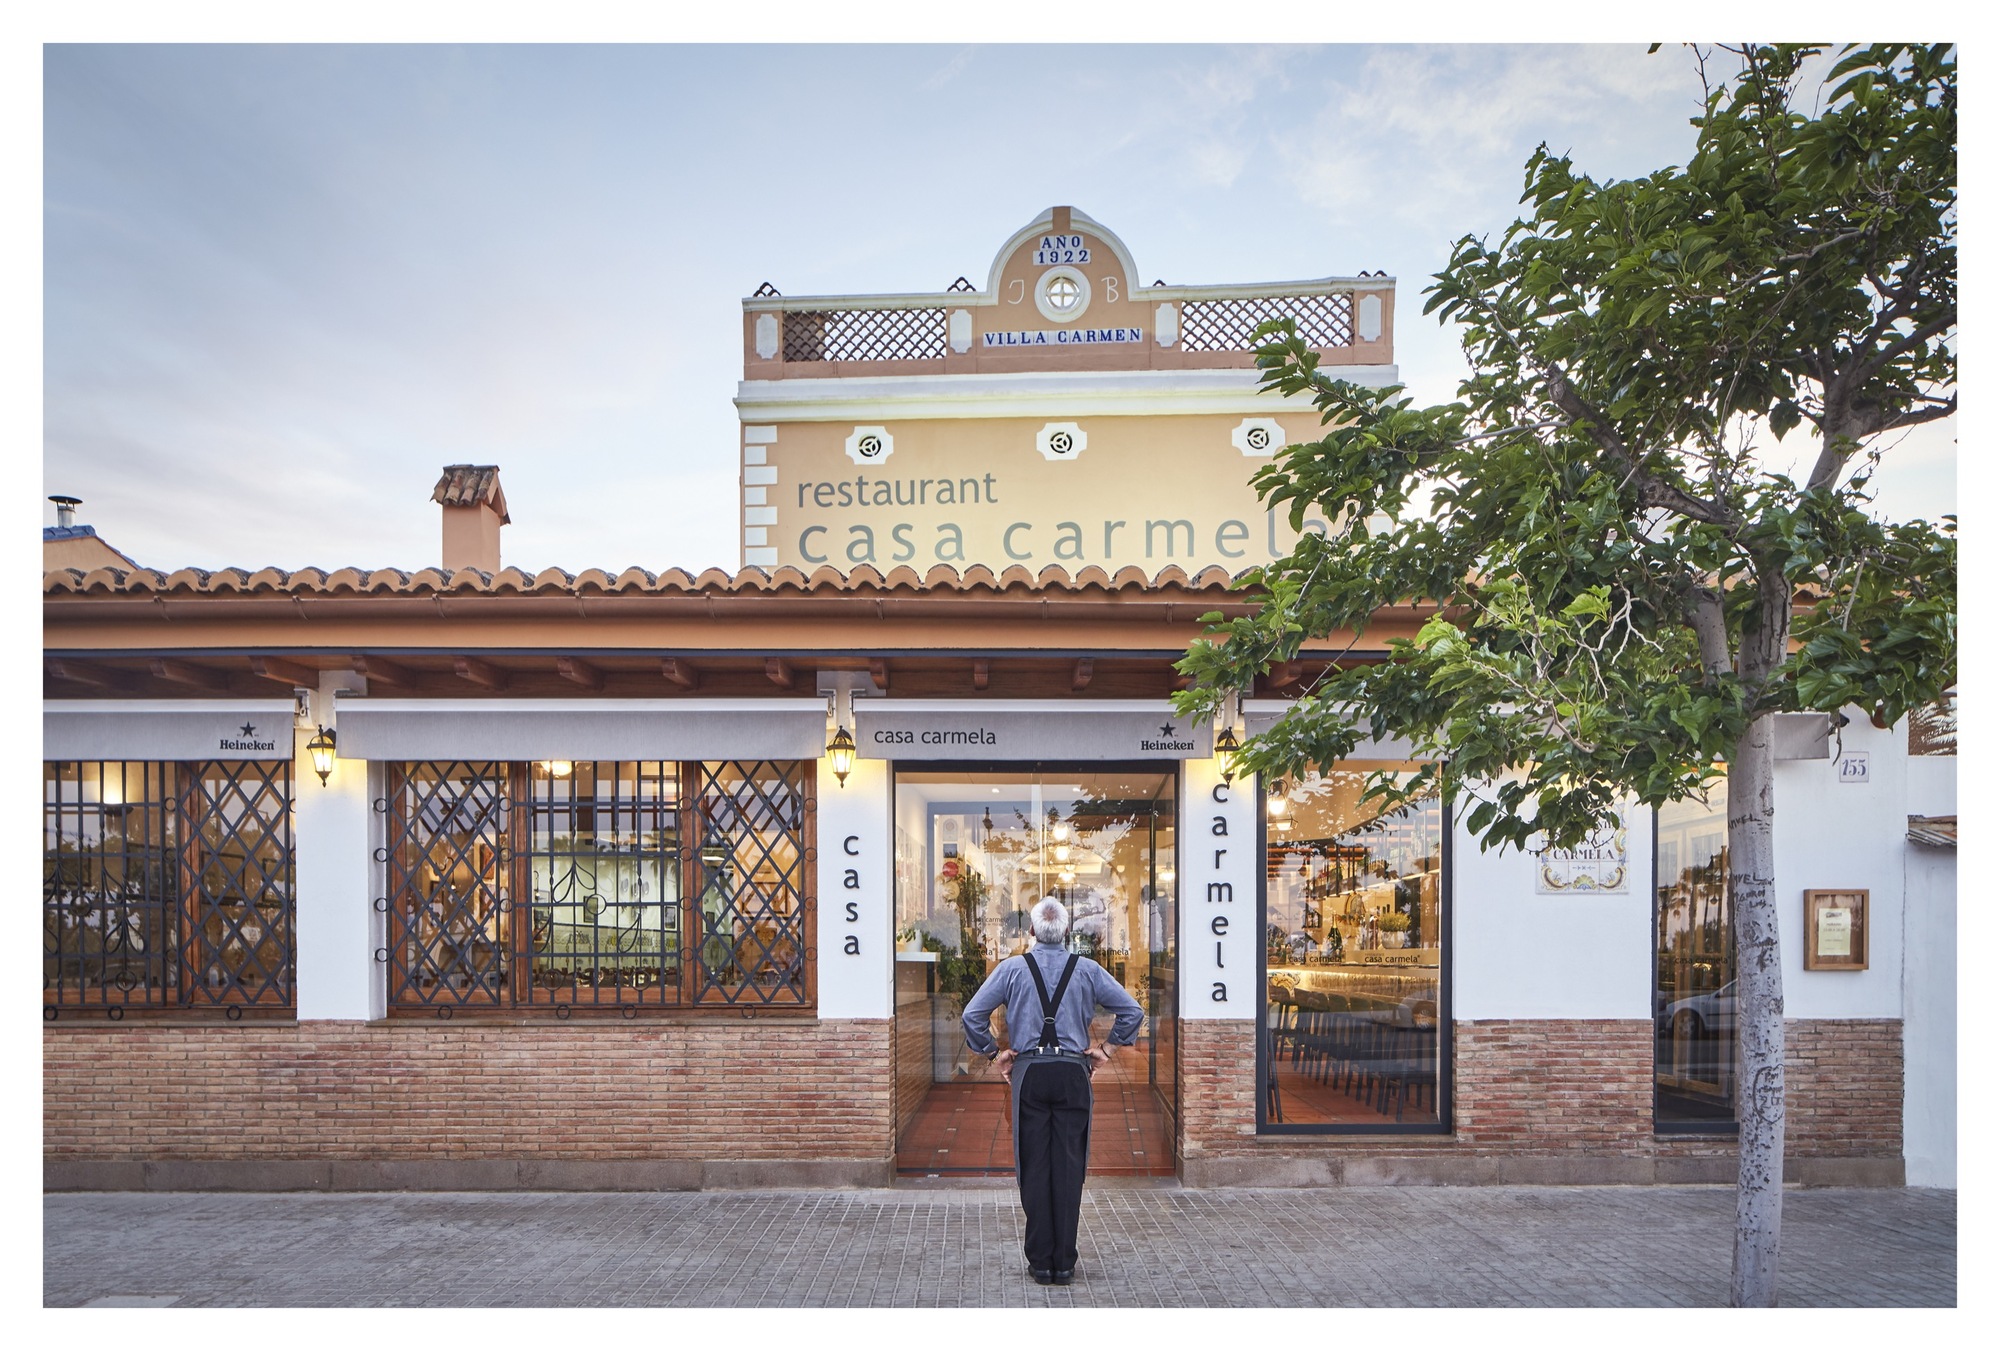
[[50, 495, 80, 528], [432, 465, 510, 573]]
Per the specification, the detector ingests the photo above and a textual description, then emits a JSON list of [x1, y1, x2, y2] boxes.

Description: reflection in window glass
[[1262, 764, 1444, 1129], [385, 761, 512, 1009], [1655, 788, 1735, 1127]]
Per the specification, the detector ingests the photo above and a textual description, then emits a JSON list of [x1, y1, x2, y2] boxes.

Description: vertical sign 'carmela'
[[1180, 755, 1257, 1018]]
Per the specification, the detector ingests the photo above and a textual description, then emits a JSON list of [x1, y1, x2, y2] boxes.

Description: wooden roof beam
[[248, 655, 319, 689], [47, 658, 135, 692], [351, 654, 414, 686], [149, 657, 230, 692], [1072, 658, 1094, 691], [868, 657, 890, 692], [972, 659, 989, 691], [661, 657, 701, 690], [453, 656, 509, 690], [765, 657, 794, 689], [556, 656, 603, 692]]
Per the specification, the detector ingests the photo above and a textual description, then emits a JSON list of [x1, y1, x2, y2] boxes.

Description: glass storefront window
[[1654, 787, 1735, 1129], [1260, 763, 1446, 1131], [44, 760, 295, 1012]]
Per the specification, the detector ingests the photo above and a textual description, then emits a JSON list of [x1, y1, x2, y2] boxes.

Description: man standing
[[962, 897, 1145, 1286]]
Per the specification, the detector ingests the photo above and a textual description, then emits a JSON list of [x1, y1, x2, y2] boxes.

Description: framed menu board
[[1804, 889, 1868, 971]]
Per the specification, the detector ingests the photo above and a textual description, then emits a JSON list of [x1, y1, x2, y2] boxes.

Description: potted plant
[[1377, 911, 1412, 949]]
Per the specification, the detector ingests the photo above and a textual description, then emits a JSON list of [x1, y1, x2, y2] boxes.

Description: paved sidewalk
[[45, 1185, 1954, 1308]]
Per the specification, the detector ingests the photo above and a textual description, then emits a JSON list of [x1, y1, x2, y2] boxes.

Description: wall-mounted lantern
[[306, 726, 338, 785]]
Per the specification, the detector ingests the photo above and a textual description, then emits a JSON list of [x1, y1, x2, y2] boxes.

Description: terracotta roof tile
[[45, 561, 1257, 599], [432, 465, 510, 522]]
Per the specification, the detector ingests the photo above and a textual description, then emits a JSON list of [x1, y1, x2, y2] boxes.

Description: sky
[[42, 42, 1957, 575]]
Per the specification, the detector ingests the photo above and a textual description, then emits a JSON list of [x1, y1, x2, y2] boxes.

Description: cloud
[[919, 46, 978, 93], [1283, 44, 1699, 232]]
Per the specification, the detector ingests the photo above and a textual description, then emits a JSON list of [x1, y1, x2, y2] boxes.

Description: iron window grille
[[523, 760, 682, 1008], [380, 759, 814, 1014], [382, 762, 513, 1010], [44, 760, 296, 1015], [1179, 293, 1355, 353], [691, 760, 813, 1006]]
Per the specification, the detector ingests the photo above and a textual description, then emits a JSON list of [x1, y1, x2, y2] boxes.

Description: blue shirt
[[961, 942, 1145, 1058]]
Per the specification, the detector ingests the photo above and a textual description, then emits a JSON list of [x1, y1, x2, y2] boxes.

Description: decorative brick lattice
[[1178, 294, 1355, 353], [783, 309, 948, 362]]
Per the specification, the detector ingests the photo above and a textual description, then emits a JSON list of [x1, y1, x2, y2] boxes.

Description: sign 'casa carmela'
[[736, 206, 1398, 573]]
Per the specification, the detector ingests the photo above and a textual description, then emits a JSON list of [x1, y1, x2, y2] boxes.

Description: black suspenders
[[1023, 952, 1081, 1054]]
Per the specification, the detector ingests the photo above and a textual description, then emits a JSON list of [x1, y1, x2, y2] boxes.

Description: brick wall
[[1786, 1018, 1903, 1158], [46, 1019, 893, 1164], [1180, 1017, 1902, 1185]]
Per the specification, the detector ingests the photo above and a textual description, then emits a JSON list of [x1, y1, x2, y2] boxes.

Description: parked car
[[1661, 980, 1736, 1040]]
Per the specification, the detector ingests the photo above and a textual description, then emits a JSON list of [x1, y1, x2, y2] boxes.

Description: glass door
[[892, 765, 1178, 1174]]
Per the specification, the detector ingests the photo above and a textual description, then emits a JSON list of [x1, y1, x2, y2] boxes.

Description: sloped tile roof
[[1907, 815, 1957, 849], [44, 562, 1257, 598]]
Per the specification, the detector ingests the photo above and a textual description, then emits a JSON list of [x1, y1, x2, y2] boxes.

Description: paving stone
[[43, 1185, 1953, 1308]]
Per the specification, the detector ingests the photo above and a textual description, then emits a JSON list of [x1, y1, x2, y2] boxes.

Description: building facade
[[43, 210, 1954, 1190]]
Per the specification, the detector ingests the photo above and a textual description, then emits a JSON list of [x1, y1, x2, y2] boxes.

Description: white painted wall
[[1906, 754, 1956, 816], [1451, 792, 1655, 1020], [1178, 756, 1258, 1018], [1775, 711, 1906, 1019], [1902, 840, 1956, 1187], [294, 673, 381, 1021], [815, 754, 893, 1019]]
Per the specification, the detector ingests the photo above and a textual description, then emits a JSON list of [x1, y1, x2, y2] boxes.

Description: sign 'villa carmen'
[[734, 207, 1399, 573]]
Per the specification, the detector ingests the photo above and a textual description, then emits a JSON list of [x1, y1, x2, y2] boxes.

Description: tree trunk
[[1727, 712, 1785, 1306]]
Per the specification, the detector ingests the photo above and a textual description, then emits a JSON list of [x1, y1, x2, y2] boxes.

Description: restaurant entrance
[[890, 765, 1177, 1177]]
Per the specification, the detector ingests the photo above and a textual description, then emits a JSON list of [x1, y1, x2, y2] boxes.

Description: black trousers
[[1013, 1058, 1092, 1271]]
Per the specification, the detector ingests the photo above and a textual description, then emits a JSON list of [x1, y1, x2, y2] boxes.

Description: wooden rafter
[[765, 657, 794, 689], [351, 654, 415, 686], [556, 656, 603, 691], [247, 655, 318, 688], [868, 657, 890, 692], [1072, 658, 1094, 691], [972, 658, 989, 691], [47, 658, 134, 691], [454, 656, 509, 690], [149, 657, 229, 692], [661, 657, 701, 690]]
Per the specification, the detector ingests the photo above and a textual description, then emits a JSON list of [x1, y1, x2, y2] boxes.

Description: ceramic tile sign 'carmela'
[[1529, 813, 1629, 893]]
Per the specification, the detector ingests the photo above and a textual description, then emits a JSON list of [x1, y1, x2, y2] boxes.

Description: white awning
[[44, 699, 299, 761], [331, 697, 829, 762], [854, 699, 1212, 760]]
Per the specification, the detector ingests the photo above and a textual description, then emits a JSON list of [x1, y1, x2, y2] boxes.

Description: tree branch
[[1545, 370, 1738, 525]]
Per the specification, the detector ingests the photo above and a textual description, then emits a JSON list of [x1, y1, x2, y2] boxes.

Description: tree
[[1175, 44, 1954, 1307]]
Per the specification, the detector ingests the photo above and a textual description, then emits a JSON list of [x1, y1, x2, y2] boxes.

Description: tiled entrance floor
[[897, 1060, 1175, 1176]]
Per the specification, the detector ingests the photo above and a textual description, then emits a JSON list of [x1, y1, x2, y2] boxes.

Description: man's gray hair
[[1031, 898, 1069, 945]]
